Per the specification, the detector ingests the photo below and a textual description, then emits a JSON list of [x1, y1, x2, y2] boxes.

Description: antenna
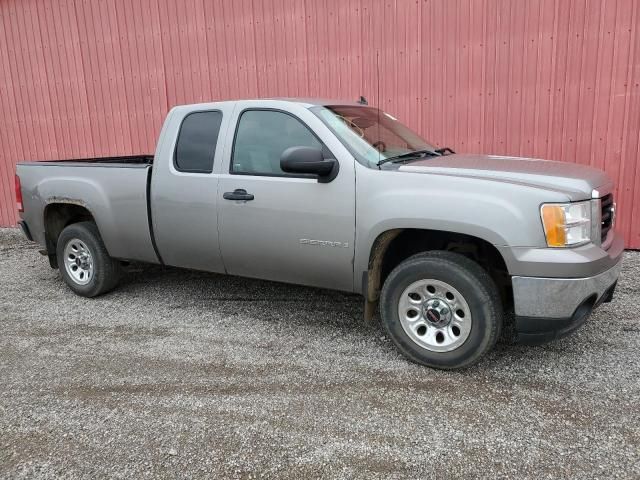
[[376, 49, 381, 167]]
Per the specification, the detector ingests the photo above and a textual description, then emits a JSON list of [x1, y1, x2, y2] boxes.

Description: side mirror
[[280, 146, 338, 183]]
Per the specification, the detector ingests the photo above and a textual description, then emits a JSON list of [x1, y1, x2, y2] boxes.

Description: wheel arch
[[362, 228, 512, 322], [43, 202, 100, 267]]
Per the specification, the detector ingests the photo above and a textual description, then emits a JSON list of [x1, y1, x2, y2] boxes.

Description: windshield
[[312, 105, 436, 168]]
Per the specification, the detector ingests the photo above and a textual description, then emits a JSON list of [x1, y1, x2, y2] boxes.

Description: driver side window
[[231, 110, 324, 176]]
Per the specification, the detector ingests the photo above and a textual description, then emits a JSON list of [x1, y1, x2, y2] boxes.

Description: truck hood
[[398, 153, 612, 200]]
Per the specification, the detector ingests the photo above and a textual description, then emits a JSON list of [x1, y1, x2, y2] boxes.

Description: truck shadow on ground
[[118, 262, 366, 327], [112, 261, 544, 367]]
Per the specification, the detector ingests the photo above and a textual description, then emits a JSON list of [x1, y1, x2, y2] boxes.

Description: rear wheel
[[56, 221, 121, 297], [380, 251, 502, 369]]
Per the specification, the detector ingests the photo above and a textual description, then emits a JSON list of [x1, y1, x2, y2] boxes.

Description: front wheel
[[380, 251, 502, 369], [56, 221, 121, 297]]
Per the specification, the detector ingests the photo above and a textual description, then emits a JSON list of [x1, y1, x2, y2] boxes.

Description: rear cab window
[[174, 111, 223, 173]]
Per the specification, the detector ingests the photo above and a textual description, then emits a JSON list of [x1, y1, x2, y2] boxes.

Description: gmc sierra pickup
[[15, 98, 623, 369]]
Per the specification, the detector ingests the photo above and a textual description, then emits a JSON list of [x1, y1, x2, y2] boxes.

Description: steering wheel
[[336, 115, 365, 138], [372, 140, 387, 152]]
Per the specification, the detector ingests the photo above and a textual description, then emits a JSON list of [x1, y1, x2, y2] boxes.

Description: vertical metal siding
[[1, 0, 639, 247]]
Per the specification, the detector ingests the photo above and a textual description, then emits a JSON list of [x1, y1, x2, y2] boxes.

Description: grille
[[600, 194, 614, 243]]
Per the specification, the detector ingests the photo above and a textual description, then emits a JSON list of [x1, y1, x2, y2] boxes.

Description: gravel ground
[[0, 227, 638, 479]]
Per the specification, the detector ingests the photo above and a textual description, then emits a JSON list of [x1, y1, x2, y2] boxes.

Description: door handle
[[223, 189, 254, 201]]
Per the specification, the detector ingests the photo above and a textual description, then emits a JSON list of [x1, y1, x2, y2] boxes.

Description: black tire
[[380, 251, 502, 369], [56, 221, 122, 297]]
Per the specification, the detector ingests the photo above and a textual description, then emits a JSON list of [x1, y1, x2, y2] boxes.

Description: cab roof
[[170, 97, 371, 115], [266, 97, 366, 108]]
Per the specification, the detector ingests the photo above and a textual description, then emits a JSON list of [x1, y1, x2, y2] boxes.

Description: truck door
[[217, 102, 356, 291], [150, 105, 232, 272]]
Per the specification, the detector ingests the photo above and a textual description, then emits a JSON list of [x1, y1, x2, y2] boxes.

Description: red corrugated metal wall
[[1, 0, 639, 246]]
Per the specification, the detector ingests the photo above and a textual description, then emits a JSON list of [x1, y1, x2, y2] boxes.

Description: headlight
[[540, 201, 591, 247]]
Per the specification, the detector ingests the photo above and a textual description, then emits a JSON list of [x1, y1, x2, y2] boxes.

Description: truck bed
[[16, 157, 158, 264]]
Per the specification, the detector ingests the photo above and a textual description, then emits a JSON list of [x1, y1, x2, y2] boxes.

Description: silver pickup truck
[[15, 98, 623, 369]]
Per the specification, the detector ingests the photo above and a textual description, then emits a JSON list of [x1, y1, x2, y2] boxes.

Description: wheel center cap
[[423, 298, 452, 327], [76, 255, 90, 269], [426, 309, 440, 323]]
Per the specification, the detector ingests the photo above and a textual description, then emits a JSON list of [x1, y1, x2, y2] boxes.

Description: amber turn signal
[[541, 204, 567, 247]]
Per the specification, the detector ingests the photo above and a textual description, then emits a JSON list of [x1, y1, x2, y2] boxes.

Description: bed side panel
[[17, 164, 157, 263]]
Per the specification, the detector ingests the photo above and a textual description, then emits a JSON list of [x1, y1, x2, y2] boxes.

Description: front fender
[[353, 168, 570, 291]]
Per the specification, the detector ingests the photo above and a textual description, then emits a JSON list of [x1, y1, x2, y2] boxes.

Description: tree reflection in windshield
[[313, 105, 436, 168]]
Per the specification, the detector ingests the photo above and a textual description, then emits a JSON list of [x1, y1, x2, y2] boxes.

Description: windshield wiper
[[376, 149, 441, 167], [434, 147, 455, 155]]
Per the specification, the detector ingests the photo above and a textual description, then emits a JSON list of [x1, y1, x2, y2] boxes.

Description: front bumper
[[512, 258, 622, 344]]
